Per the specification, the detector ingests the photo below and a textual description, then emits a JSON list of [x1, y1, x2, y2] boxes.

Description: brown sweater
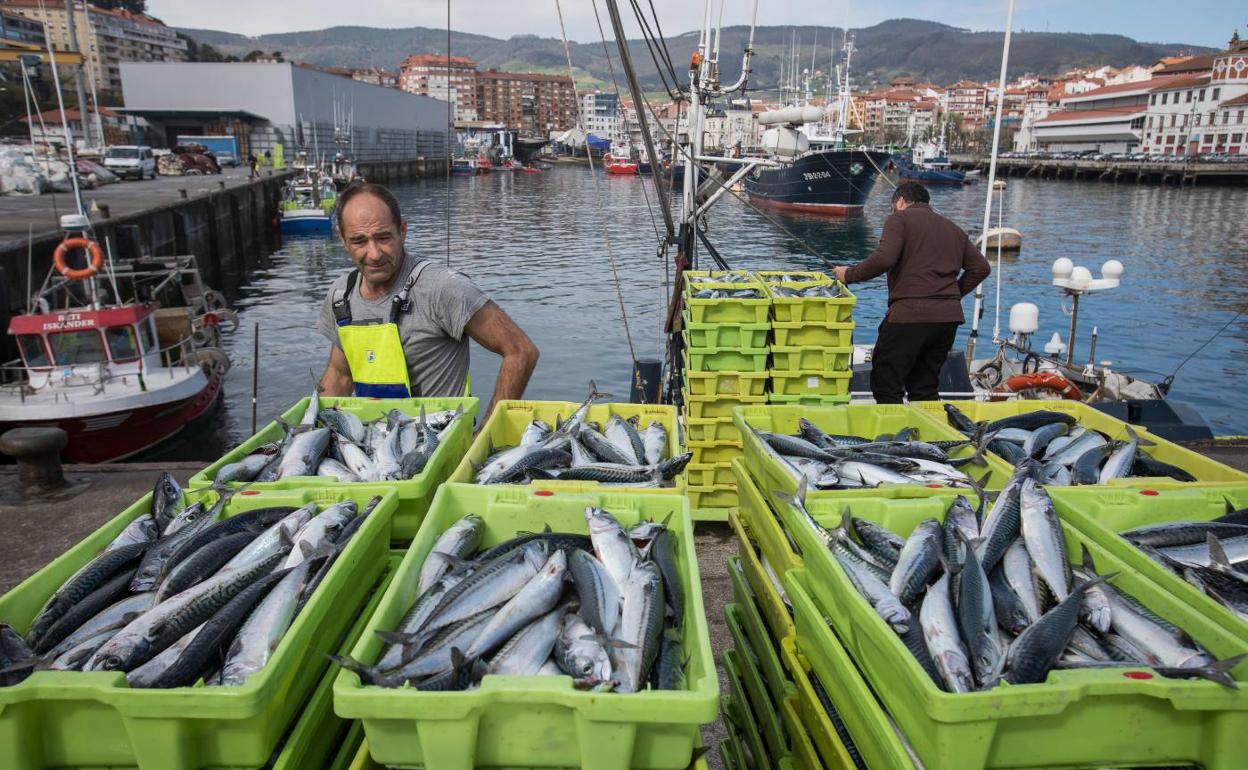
[[844, 203, 991, 324]]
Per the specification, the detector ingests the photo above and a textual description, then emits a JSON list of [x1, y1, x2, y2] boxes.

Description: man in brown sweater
[[833, 182, 991, 404]]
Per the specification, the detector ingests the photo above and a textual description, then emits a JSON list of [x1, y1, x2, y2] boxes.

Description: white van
[[103, 145, 156, 180]]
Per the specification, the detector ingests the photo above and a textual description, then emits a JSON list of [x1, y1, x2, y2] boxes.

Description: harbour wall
[[950, 155, 1248, 185]]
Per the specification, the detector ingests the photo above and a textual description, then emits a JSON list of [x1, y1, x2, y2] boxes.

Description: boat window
[[47, 330, 106, 365], [17, 334, 50, 367], [105, 325, 140, 362]]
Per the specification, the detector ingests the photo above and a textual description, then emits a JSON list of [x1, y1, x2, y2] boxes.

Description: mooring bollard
[[0, 427, 68, 495], [179, 188, 188, 199]]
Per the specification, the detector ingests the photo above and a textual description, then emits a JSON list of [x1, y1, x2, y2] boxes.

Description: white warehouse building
[[119, 61, 450, 162]]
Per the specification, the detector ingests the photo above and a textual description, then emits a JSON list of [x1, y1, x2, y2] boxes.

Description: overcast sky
[[149, 0, 1241, 49]]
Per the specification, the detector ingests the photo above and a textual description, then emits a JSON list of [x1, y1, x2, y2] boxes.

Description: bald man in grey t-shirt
[[317, 182, 538, 419]]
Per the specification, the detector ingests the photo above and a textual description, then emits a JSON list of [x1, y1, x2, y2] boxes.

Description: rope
[[554, 0, 638, 363], [1165, 304, 1247, 385]]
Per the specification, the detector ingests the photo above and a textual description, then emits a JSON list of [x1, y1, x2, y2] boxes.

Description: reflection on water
[[159, 167, 1248, 457]]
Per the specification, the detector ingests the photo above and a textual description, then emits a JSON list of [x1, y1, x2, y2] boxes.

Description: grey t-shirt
[[317, 255, 489, 397]]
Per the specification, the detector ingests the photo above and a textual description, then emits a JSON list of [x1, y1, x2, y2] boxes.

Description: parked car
[[215, 151, 239, 168], [102, 145, 156, 180]]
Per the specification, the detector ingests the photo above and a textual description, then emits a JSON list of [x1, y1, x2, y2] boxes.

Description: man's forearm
[[482, 347, 538, 422]]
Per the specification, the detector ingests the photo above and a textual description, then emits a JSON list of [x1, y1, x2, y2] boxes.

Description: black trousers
[[871, 320, 959, 404]]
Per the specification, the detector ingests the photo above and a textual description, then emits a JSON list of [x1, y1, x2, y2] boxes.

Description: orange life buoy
[[53, 237, 104, 281], [991, 372, 1083, 401]]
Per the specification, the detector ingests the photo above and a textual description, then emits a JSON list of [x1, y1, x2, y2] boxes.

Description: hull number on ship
[[801, 171, 833, 181]]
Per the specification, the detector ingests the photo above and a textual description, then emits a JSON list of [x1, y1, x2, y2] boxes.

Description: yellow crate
[[770, 346, 853, 372], [681, 389, 769, 419], [681, 309, 772, 349], [684, 416, 742, 444], [683, 370, 770, 397], [682, 345, 771, 373], [688, 438, 744, 465], [769, 370, 853, 397], [728, 515, 795, 642], [779, 637, 865, 770], [734, 458, 803, 576], [688, 483, 739, 511], [781, 694, 825, 770], [771, 320, 855, 347], [683, 271, 771, 324], [767, 394, 853, 407], [685, 462, 736, 488]]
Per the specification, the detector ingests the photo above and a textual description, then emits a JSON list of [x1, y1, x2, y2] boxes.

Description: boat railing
[[0, 335, 205, 403]]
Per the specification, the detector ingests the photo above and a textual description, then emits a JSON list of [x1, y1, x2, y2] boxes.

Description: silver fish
[[1020, 479, 1070, 601], [569, 548, 621, 636], [276, 427, 331, 479], [556, 613, 612, 685], [417, 515, 485, 594], [219, 560, 310, 685], [1099, 426, 1153, 484], [614, 559, 665, 693], [890, 519, 943, 606], [642, 421, 667, 466], [215, 454, 274, 484], [316, 458, 359, 482], [487, 607, 564, 676], [465, 550, 566, 659], [222, 504, 316, 572], [281, 502, 355, 568], [920, 574, 975, 693], [586, 507, 639, 591]]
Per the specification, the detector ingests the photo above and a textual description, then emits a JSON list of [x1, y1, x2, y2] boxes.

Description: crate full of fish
[[924, 400, 1248, 487], [775, 472, 1248, 770], [0, 477, 397, 770], [768, 345, 853, 373], [755, 272, 856, 324], [680, 310, 771, 349], [682, 345, 771, 373], [447, 393, 689, 495], [770, 320, 855, 347], [733, 404, 1017, 502], [779, 617, 911, 770], [190, 395, 480, 540], [1047, 485, 1248, 641], [768, 369, 853, 398], [682, 270, 771, 324], [332, 484, 718, 770]]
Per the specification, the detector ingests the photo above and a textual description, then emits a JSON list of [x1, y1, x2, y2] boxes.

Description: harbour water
[[162, 165, 1248, 458]]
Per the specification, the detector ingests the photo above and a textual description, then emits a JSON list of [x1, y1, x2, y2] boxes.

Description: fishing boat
[[896, 119, 969, 184], [451, 157, 479, 176], [743, 38, 891, 215], [278, 168, 337, 236], [604, 153, 640, 175], [0, 215, 235, 463]]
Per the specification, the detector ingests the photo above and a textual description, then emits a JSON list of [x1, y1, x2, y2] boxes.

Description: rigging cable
[[590, 0, 661, 245], [553, 0, 638, 363], [445, 0, 453, 267], [1163, 304, 1247, 386]]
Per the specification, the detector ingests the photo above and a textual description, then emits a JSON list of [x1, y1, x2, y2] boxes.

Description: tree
[[92, 0, 147, 13], [178, 33, 239, 63]]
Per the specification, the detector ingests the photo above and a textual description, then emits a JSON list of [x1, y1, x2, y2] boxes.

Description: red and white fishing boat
[[603, 153, 639, 175], [1, 215, 235, 463]]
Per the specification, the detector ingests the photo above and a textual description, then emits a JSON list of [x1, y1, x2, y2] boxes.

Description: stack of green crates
[[757, 270, 855, 407], [681, 270, 771, 517]]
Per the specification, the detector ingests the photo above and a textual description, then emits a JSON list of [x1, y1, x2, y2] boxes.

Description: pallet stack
[[758, 271, 855, 408], [679, 270, 771, 519]]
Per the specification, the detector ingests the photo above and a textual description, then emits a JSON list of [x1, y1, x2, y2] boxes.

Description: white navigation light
[[1008, 302, 1040, 335], [1051, 258, 1074, 281], [1101, 260, 1124, 287], [1069, 266, 1093, 289], [1044, 332, 1067, 355]]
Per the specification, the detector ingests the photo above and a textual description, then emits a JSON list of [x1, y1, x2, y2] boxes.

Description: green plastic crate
[[768, 370, 853, 397], [723, 662, 774, 770], [271, 551, 401, 770], [726, 606, 789, 761], [1050, 485, 1248, 642], [684, 416, 741, 444], [754, 270, 833, 285], [681, 390, 769, 419], [728, 574, 791, 706], [687, 483, 738, 512], [683, 270, 771, 324], [728, 520, 794, 643], [683, 369, 770, 397], [780, 692, 824, 770], [687, 438, 743, 465], [778, 635, 885, 770], [914, 400, 1248, 488], [734, 404, 1016, 504], [332, 484, 718, 770], [768, 290, 856, 324], [685, 461, 735, 488], [683, 346, 771, 373], [766, 394, 853, 407], [769, 346, 853, 372], [190, 396, 479, 541], [734, 458, 803, 576], [681, 310, 772, 349], [447, 399, 683, 497], [0, 486, 398, 770], [782, 497, 1248, 770], [719, 738, 742, 770], [771, 321, 854, 347], [722, 696, 758, 770]]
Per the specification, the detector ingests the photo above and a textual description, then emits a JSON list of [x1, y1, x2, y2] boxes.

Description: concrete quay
[[951, 154, 1248, 185]]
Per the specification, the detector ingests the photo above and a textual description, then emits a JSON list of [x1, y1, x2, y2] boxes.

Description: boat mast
[[966, 0, 1017, 362]]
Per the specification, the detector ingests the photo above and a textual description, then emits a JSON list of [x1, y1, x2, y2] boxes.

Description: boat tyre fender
[[53, 238, 104, 281], [991, 372, 1083, 401]]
